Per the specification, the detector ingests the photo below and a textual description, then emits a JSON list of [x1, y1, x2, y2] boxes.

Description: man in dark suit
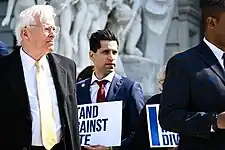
[[159, 0, 225, 150], [76, 29, 144, 150], [0, 5, 80, 150]]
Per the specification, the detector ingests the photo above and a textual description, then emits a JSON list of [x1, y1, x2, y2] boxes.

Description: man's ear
[[89, 51, 94, 61], [207, 16, 217, 30], [22, 28, 29, 39]]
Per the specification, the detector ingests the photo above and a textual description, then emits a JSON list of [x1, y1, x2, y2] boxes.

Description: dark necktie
[[96, 80, 108, 103]]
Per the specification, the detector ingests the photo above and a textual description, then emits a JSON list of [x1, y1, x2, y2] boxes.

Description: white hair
[[15, 5, 56, 46], [157, 65, 166, 91]]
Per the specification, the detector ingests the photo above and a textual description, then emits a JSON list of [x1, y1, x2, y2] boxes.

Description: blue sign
[[146, 104, 179, 148]]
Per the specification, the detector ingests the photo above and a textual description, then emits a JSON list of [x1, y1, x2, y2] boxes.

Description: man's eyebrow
[[99, 48, 118, 52], [100, 49, 109, 52]]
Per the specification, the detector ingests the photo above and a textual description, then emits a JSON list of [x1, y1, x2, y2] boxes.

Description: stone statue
[[74, 0, 98, 71], [142, 0, 175, 65], [70, 0, 87, 55], [107, 3, 132, 52], [37, 0, 46, 5], [107, 0, 143, 56], [76, 0, 120, 72], [122, 0, 143, 56], [50, 0, 78, 58], [1, 0, 36, 30], [106, 2, 132, 76], [88, 0, 122, 37]]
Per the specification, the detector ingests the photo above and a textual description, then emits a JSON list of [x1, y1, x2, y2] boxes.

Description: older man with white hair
[[0, 5, 80, 150]]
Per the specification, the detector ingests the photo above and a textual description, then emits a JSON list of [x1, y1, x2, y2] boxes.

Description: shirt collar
[[203, 37, 224, 60], [91, 71, 115, 85], [20, 47, 47, 71]]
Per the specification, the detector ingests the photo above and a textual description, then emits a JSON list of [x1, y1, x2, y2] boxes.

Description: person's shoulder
[[50, 53, 76, 71], [167, 44, 203, 70], [76, 77, 91, 86], [172, 48, 196, 60], [118, 74, 140, 88], [171, 43, 201, 61], [146, 93, 161, 105], [51, 53, 75, 64], [0, 51, 12, 67]]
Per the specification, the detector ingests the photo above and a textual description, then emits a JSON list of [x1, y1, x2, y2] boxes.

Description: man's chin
[[106, 68, 114, 73], [46, 46, 54, 52]]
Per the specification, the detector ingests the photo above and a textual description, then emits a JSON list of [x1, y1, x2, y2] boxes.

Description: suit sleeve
[[159, 56, 215, 139], [131, 82, 145, 114], [120, 82, 145, 150], [71, 61, 81, 149]]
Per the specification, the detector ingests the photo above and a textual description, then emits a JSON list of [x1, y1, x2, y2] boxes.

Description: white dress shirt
[[20, 49, 62, 146], [90, 72, 115, 103], [204, 37, 224, 68]]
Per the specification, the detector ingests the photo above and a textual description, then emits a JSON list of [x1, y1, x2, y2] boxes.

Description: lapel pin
[[81, 83, 85, 87]]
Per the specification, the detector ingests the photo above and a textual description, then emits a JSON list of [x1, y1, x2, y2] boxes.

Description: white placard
[[146, 104, 179, 148], [78, 101, 122, 146]]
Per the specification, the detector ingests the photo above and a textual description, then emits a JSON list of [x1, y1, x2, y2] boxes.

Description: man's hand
[[217, 112, 225, 129], [84, 145, 108, 150]]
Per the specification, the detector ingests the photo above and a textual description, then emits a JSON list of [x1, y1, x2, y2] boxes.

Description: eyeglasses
[[26, 25, 60, 35]]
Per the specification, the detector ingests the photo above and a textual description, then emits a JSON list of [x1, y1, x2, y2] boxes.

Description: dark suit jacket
[[0, 49, 80, 150], [159, 41, 225, 150], [76, 74, 144, 150], [132, 93, 168, 150]]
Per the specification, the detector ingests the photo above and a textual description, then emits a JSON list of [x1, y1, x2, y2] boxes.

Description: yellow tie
[[35, 61, 57, 150]]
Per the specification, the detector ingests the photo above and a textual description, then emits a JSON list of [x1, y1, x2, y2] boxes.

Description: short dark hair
[[200, 0, 225, 9], [89, 29, 119, 53], [200, 0, 225, 30]]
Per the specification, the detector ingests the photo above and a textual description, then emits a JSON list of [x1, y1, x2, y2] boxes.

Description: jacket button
[[26, 115, 31, 120]]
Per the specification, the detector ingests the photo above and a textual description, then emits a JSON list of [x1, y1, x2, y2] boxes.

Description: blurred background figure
[[0, 40, 9, 57]]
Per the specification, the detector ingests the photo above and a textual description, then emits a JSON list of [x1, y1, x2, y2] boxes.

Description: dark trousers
[[31, 141, 64, 150]]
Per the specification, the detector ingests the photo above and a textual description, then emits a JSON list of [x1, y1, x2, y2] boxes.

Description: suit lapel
[[47, 53, 67, 100], [8, 49, 31, 119], [80, 78, 92, 104], [8, 51, 68, 123], [106, 74, 123, 101], [196, 42, 225, 85]]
